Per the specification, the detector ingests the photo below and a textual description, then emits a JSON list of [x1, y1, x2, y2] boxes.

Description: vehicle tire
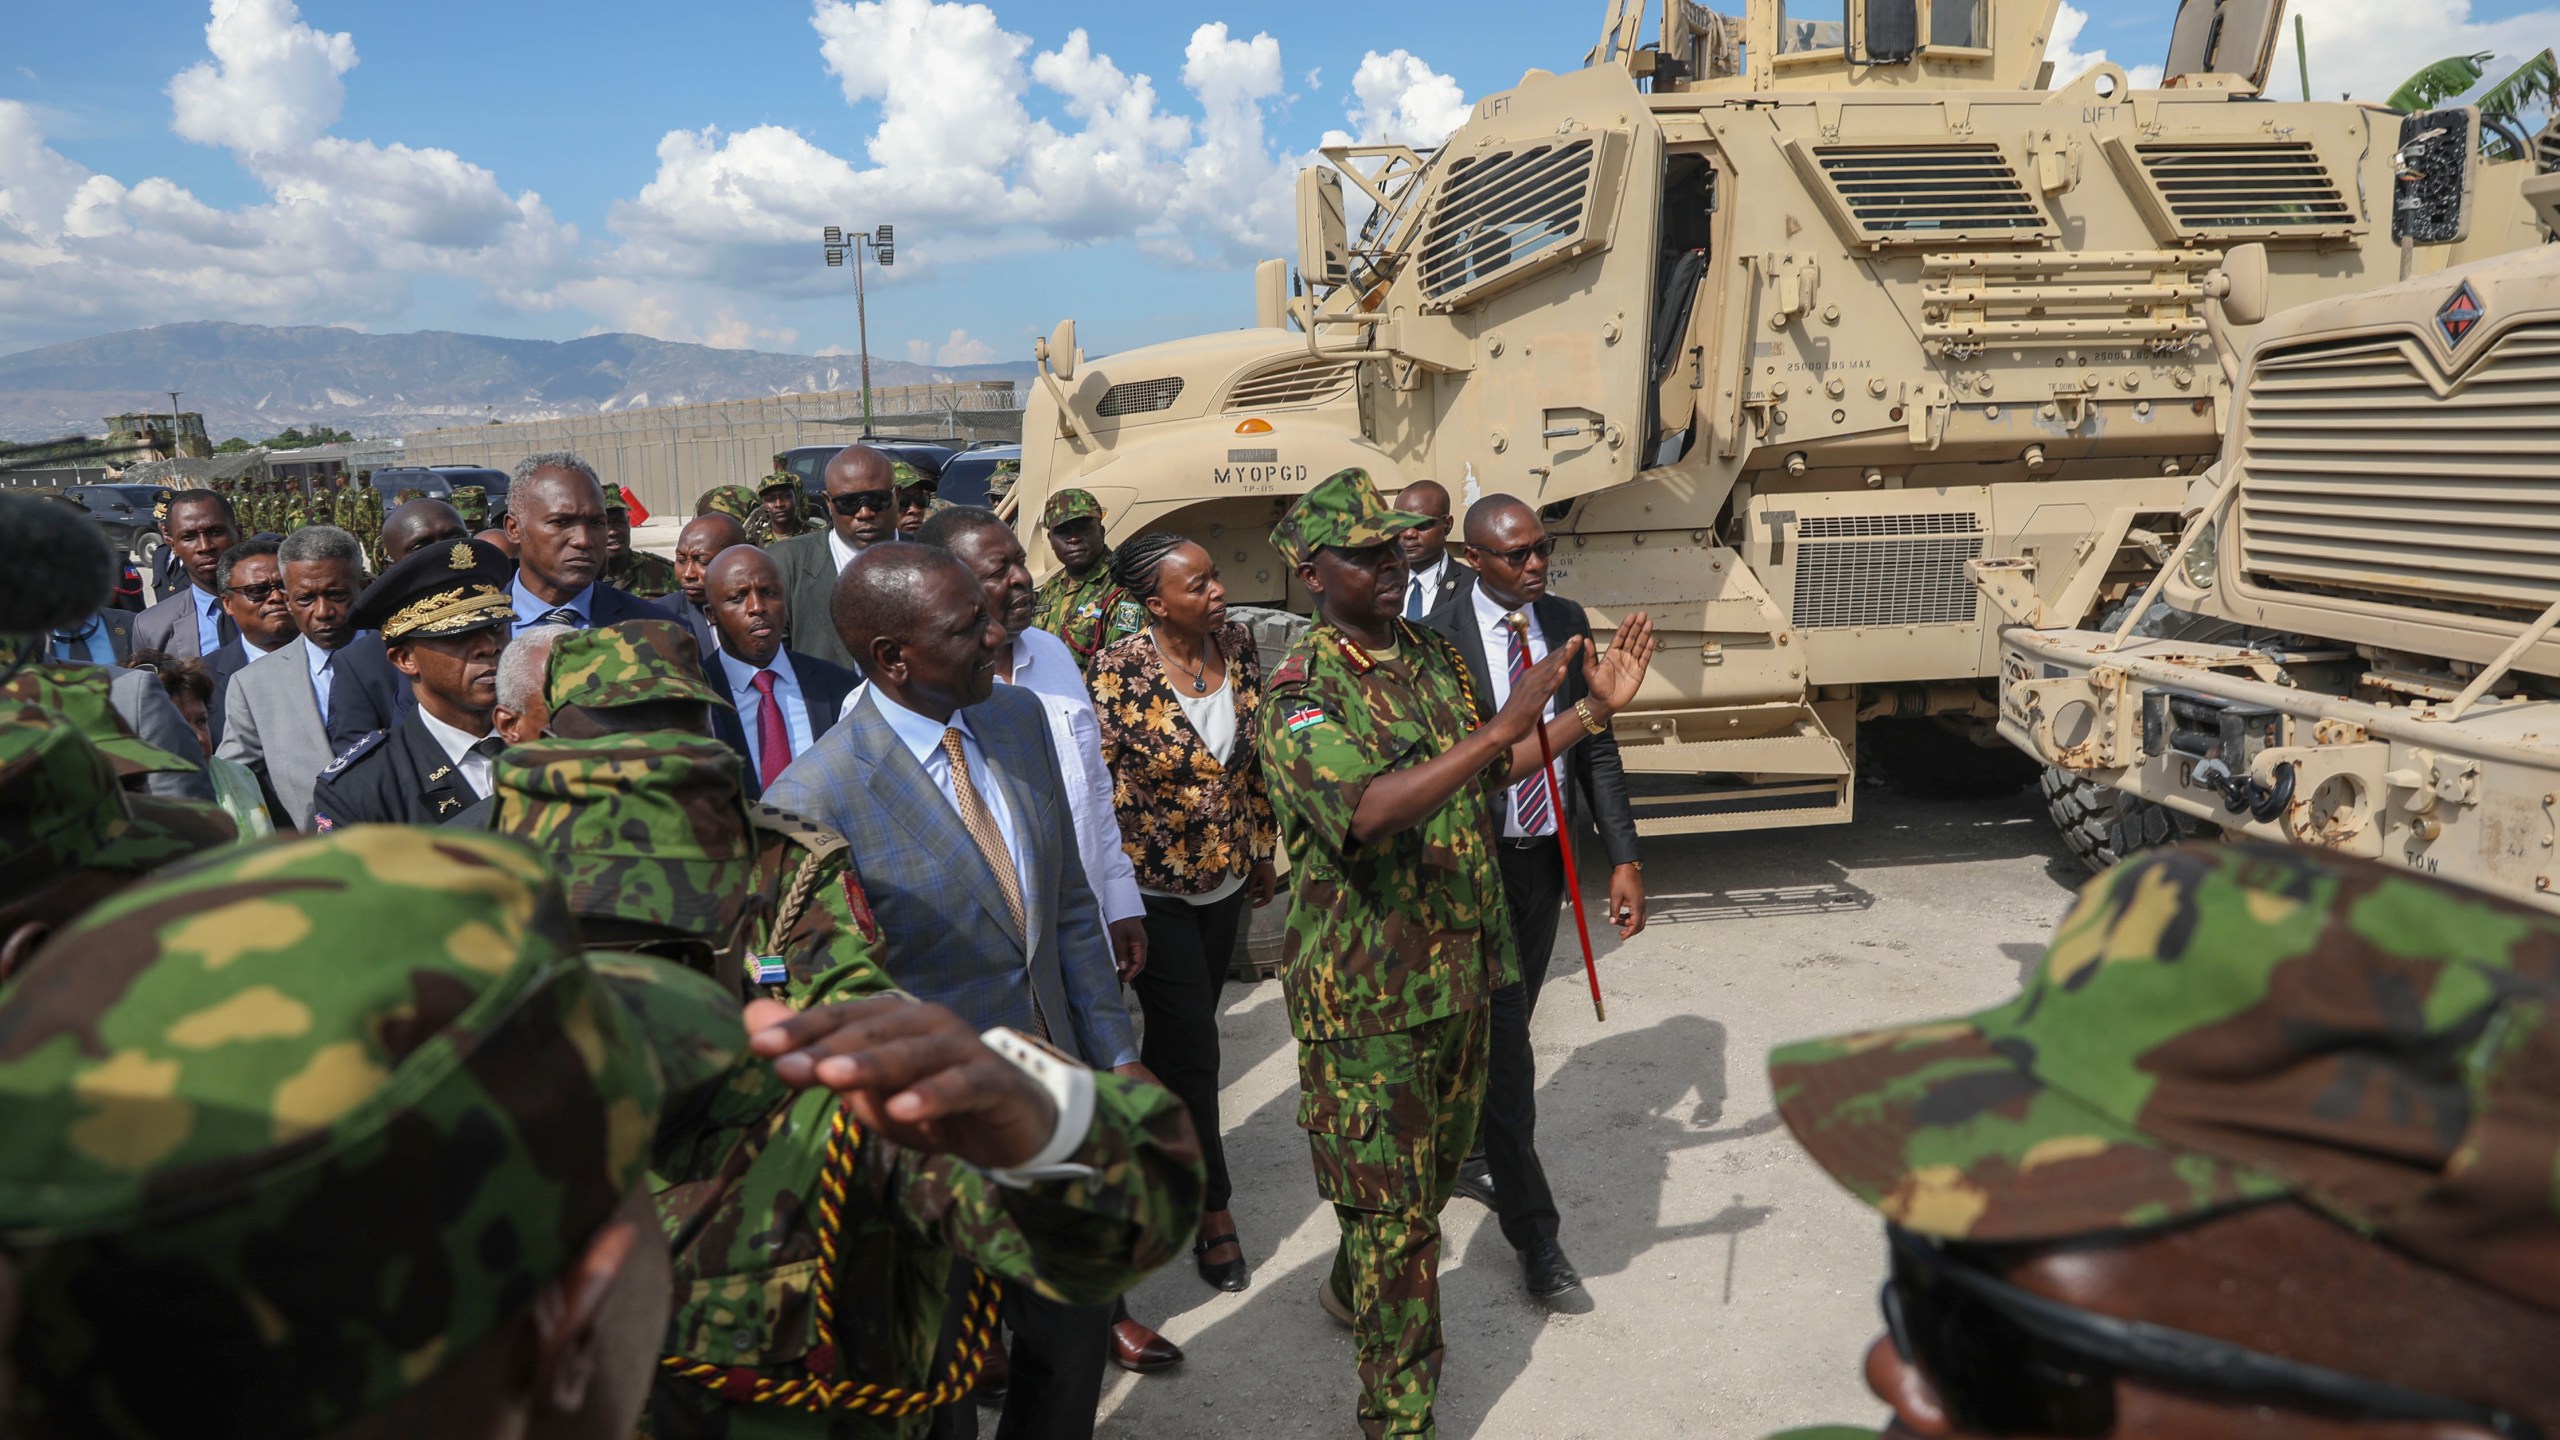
[[2036, 597, 2230, 873], [1861, 716, 2041, 800]]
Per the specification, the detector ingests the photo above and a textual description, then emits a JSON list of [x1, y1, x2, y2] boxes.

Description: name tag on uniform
[[1285, 706, 1327, 733]]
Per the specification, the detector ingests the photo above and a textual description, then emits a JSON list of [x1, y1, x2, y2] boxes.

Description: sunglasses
[[227, 580, 287, 603], [1881, 1226, 2542, 1438], [830, 489, 894, 515], [1468, 537, 1557, 567]]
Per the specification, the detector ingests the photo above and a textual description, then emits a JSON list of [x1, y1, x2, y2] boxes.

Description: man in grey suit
[[216, 526, 398, 829], [766, 443, 896, 674], [765, 542, 1137, 1440], [130, 489, 241, 660]]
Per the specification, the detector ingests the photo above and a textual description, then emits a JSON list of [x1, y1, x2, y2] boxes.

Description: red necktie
[[750, 670, 790, 790]]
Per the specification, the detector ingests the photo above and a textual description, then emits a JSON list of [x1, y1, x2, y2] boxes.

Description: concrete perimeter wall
[[396, 383, 1023, 515]]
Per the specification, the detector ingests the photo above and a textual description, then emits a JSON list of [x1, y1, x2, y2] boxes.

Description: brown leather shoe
[[1109, 1315, 1184, 1374]]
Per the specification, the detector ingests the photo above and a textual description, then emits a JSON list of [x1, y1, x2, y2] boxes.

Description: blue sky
[[3, 0, 2551, 364]]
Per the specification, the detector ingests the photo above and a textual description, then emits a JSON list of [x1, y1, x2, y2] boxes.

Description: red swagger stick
[[1510, 612, 1605, 1023]]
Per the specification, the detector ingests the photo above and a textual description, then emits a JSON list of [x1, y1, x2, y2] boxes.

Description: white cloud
[[2045, 4, 2165, 91], [2269, 0, 2560, 104], [1333, 50, 1472, 148], [932, 327, 997, 364], [167, 0, 357, 154]]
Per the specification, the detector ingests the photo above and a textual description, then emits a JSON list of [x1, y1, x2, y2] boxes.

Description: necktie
[[941, 727, 1026, 942], [750, 671, 791, 791], [469, 736, 505, 759], [313, 653, 335, 728], [1506, 617, 1554, 835], [1406, 574, 1427, 620], [535, 606, 584, 629]]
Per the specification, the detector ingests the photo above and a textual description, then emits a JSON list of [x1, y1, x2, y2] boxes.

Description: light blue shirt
[[304, 636, 340, 727], [49, 616, 117, 666], [509, 576, 594, 635], [867, 686, 1029, 927], [191, 584, 223, 655], [717, 645, 814, 776]]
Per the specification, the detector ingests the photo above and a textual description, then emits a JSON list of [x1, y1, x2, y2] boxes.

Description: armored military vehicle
[[1990, 166, 2560, 910], [1015, 0, 2546, 837]]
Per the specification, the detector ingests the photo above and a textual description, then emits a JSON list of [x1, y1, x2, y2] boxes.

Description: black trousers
[[1478, 837, 1567, 1251], [926, 1273, 1111, 1440], [1131, 888, 1249, 1213]]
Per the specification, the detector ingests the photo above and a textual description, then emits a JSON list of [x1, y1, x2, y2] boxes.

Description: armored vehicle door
[[2163, 0, 2287, 90], [1397, 65, 1663, 509]]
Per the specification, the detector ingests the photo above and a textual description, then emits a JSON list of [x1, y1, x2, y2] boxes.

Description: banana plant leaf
[[2390, 52, 2491, 111]]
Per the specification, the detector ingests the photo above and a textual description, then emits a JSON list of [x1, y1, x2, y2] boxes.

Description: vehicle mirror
[[1255, 259, 1290, 330], [1296, 168, 1348, 291], [2215, 243, 2268, 325], [2162, 0, 2286, 89], [1046, 319, 1078, 383], [1861, 0, 1918, 62], [2395, 108, 2480, 246]]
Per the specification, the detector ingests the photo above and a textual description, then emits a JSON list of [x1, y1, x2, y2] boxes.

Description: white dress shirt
[[1472, 583, 1559, 838], [718, 646, 814, 777], [415, 705, 500, 798], [1001, 628, 1145, 925], [827, 528, 860, 574], [867, 686, 1031, 931], [1404, 556, 1447, 620]]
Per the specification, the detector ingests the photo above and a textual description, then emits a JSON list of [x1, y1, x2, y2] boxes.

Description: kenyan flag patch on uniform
[[1285, 705, 1327, 733]]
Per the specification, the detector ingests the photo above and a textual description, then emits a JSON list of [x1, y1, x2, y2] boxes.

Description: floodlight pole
[[820, 225, 897, 438]]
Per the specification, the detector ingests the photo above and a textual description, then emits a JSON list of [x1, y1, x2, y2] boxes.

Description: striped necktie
[[1506, 617, 1554, 835]]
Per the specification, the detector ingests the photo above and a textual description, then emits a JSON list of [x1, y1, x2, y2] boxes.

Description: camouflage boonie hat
[[0, 662, 199, 777], [1267, 466, 1431, 565], [699, 483, 762, 519], [543, 619, 728, 713], [491, 734, 757, 941], [0, 826, 748, 1440], [757, 470, 800, 495], [1772, 843, 2560, 1317], [1041, 487, 1104, 529], [0, 721, 233, 911], [890, 459, 931, 492]]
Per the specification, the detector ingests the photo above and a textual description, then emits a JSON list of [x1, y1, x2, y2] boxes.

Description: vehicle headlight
[[2179, 518, 2218, 588]]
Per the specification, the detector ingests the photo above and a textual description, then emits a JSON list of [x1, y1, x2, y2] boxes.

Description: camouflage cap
[[1772, 842, 2560, 1317], [890, 459, 931, 492], [757, 470, 801, 495], [0, 720, 234, 912], [1266, 466, 1431, 566], [1041, 487, 1104, 529], [542, 619, 729, 713], [0, 826, 747, 1440], [490, 734, 757, 941], [0, 662, 198, 777], [699, 483, 763, 520]]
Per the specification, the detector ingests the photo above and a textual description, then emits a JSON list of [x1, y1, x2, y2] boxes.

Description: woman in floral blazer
[[1092, 532, 1278, 1294]]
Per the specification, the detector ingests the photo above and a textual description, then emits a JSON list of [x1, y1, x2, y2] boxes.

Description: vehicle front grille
[[1225, 360, 1359, 411], [1810, 144, 2046, 244], [1791, 511, 1985, 628], [1096, 378, 1184, 417], [2131, 142, 2354, 238], [2237, 322, 2560, 618], [1417, 138, 1599, 302]]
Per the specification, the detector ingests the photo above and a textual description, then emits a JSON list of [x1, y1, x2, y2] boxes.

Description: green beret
[[0, 826, 747, 1439], [543, 620, 729, 714], [698, 484, 762, 520], [492, 734, 758, 942], [1266, 467, 1430, 565]]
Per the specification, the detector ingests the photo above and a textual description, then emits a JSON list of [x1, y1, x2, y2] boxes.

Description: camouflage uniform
[[1030, 489, 1142, 672], [451, 483, 489, 528], [491, 717, 1205, 1437], [749, 473, 817, 545], [280, 480, 310, 532], [1768, 840, 2560, 1438], [0, 825, 751, 1440], [609, 546, 683, 599], [1258, 469, 1514, 1439], [1, 660, 207, 783], [0, 718, 234, 919], [351, 484, 387, 568], [699, 483, 762, 528], [891, 461, 948, 540]]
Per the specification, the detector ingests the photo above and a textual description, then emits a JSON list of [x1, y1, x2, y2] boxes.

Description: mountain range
[[0, 322, 1038, 442]]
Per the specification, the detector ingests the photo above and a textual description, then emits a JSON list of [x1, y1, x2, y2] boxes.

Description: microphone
[[0, 494, 117, 636]]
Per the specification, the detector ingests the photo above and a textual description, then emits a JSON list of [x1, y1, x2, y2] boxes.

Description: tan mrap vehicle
[[1016, 0, 2547, 837], [1991, 169, 2560, 910]]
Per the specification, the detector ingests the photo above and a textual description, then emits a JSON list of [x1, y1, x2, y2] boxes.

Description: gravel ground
[[1071, 784, 2088, 1439]]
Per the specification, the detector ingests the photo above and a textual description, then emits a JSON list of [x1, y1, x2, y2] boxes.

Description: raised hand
[[1583, 611, 1656, 717], [1494, 631, 1585, 742]]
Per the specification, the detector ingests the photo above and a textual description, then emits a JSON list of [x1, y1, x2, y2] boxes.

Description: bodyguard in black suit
[[697, 544, 857, 799], [1421, 492, 1648, 1312], [658, 511, 748, 667], [310, 539, 517, 828], [1390, 477, 1464, 620]]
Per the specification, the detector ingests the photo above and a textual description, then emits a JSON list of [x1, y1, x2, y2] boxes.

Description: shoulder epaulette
[[1270, 650, 1311, 687], [319, 729, 385, 778], [751, 802, 850, 861]]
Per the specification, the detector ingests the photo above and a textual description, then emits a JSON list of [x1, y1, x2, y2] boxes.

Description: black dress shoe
[[1194, 1230, 1251, 1292], [1451, 1160, 1497, 1209], [1521, 1239, 1592, 1313]]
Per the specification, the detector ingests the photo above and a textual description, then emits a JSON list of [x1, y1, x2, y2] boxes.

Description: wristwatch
[[1573, 699, 1608, 736], [978, 1027, 1098, 1188]]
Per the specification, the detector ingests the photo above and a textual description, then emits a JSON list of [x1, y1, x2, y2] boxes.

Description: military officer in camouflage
[[607, 491, 683, 599], [451, 482, 490, 529], [1259, 468, 1654, 1439], [890, 460, 945, 540], [698, 483, 763, 530], [750, 472, 817, 545], [1767, 842, 2560, 1440], [1030, 488, 1142, 672]]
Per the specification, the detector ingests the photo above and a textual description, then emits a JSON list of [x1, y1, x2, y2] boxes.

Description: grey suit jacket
[[767, 530, 861, 673], [107, 669, 216, 803], [765, 685, 1136, 1068], [133, 585, 218, 660], [215, 636, 338, 830]]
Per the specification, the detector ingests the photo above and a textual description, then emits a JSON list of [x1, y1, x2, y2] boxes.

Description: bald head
[[1392, 480, 1453, 572], [822, 444, 896, 548], [674, 513, 747, 607], [831, 542, 1005, 720], [704, 543, 786, 667], [379, 499, 466, 564], [1462, 493, 1537, 547]]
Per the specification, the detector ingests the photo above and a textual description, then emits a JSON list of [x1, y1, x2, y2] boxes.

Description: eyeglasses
[[1880, 1225, 2542, 1438], [830, 489, 894, 515], [227, 580, 286, 602], [1468, 537, 1556, 567]]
